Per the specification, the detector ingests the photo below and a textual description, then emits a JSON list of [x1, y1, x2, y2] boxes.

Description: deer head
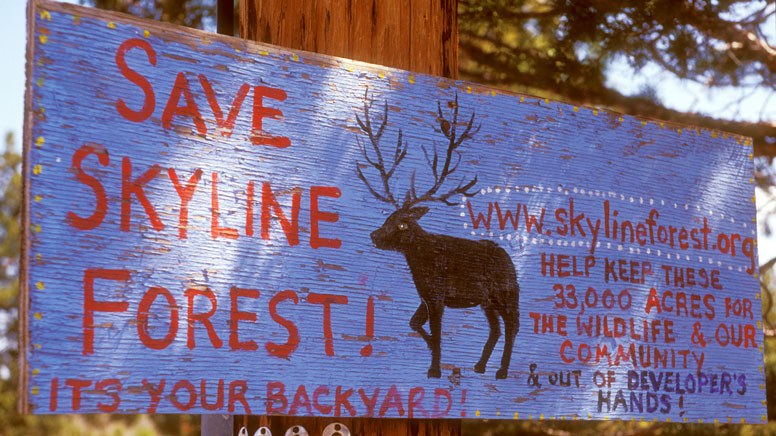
[[355, 90, 480, 252]]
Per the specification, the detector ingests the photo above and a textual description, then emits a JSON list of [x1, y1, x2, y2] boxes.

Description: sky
[[1, 0, 774, 260]]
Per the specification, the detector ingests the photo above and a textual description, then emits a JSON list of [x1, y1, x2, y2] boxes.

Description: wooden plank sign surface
[[22, 0, 767, 422]]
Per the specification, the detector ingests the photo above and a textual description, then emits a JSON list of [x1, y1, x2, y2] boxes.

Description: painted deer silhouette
[[355, 91, 520, 379]]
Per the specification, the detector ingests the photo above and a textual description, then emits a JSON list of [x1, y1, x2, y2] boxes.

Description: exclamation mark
[[49, 377, 59, 412], [460, 389, 467, 417], [360, 296, 374, 357]]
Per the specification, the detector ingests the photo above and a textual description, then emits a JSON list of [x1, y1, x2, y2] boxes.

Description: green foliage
[[459, 0, 773, 100], [81, 0, 215, 29]]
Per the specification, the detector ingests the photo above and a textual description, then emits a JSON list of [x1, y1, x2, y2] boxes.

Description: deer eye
[[398, 223, 408, 231]]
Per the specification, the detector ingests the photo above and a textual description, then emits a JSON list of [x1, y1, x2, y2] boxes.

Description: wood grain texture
[[21, 0, 766, 424], [239, 0, 457, 78]]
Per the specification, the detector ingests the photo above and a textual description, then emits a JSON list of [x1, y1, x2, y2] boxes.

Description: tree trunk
[[237, 0, 460, 434], [239, 0, 458, 79]]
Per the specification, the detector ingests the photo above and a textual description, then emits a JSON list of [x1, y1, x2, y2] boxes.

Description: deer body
[[356, 91, 520, 379], [371, 207, 520, 379]]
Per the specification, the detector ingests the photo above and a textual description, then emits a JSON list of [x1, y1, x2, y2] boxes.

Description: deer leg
[[427, 302, 444, 379], [496, 309, 520, 380], [409, 303, 432, 349], [475, 307, 501, 374]]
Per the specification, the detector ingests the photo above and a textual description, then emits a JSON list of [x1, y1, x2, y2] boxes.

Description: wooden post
[[237, 0, 460, 434]]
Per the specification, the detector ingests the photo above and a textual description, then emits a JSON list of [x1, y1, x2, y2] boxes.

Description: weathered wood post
[[237, 1, 461, 434]]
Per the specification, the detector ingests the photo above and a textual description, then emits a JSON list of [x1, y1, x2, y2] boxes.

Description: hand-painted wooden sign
[[22, 0, 766, 422]]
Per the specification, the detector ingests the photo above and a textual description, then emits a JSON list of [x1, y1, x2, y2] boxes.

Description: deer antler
[[403, 93, 480, 208], [355, 89, 408, 209]]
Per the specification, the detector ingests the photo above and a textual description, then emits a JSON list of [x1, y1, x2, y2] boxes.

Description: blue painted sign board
[[22, 0, 766, 422]]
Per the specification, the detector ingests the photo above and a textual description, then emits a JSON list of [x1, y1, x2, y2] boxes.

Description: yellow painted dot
[[696, 128, 701, 135], [758, 321, 762, 329], [32, 368, 40, 376], [760, 384, 765, 390], [660, 122, 665, 129], [259, 50, 269, 56], [39, 107, 45, 114], [291, 53, 299, 62], [520, 96, 525, 102], [37, 78, 44, 87], [491, 90, 497, 97], [466, 86, 472, 94], [33, 224, 41, 234], [756, 293, 761, 300], [711, 131, 718, 138], [677, 128, 682, 135], [40, 10, 51, 20], [544, 98, 549, 104], [73, 15, 81, 25], [39, 35, 48, 44], [698, 419, 703, 423], [34, 195, 42, 202], [513, 412, 519, 419], [33, 312, 42, 320], [749, 153, 754, 160], [723, 133, 728, 139], [408, 75, 415, 84], [763, 415, 768, 422], [745, 138, 752, 146], [666, 417, 671, 422], [496, 411, 500, 416], [35, 254, 42, 262], [593, 109, 598, 116], [641, 120, 647, 125], [33, 164, 42, 175], [378, 72, 385, 79], [108, 21, 116, 29], [573, 106, 579, 112], [35, 136, 44, 147], [752, 196, 756, 203], [34, 343, 41, 349], [31, 386, 39, 395], [618, 116, 624, 122], [35, 281, 45, 290], [475, 410, 480, 417], [750, 178, 754, 183], [683, 418, 688, 423], [741, 418, 746, 423], [587, 413, 591, 419], [143, 30, 150, 38]]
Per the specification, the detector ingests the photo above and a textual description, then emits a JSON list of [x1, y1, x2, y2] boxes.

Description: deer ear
[[407, 206, 429, 220]]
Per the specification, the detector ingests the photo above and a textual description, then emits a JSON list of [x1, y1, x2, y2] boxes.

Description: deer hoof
[[427, 367, 441, 378], [495, 368, 508, 379], [474, 363, 486, 374]]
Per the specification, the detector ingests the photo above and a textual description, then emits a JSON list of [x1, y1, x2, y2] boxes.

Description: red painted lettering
[[265, 290, 300, 359], [230, 287, 260, 351], [252, 86, 290, 147], [67, 144, 109, 230], [115, 38, 156, 122], [310, 186, 341, 249], [185, 287, 223, 349], [83, 269, 130, 355]]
